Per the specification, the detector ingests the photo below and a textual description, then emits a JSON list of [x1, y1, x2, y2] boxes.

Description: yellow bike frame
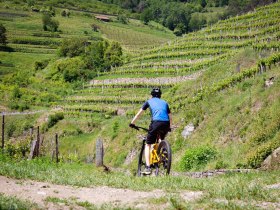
[[150, 143, 160, 164]]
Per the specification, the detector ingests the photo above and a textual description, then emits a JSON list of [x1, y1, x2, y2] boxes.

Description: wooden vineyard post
[[30, 127, 34, 143], [29, 126, 40, 159], [1, 114, 4, 150], [35, 126, 40, 157], [55, 133, 59, 163], [28, 127, 34, 158], [95, 138, 104, 167]]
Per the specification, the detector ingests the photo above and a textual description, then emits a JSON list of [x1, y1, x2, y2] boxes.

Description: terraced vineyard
[[60, 2, 280, 120], [0, 4, 175, 79], [1, 1, 280, 172]]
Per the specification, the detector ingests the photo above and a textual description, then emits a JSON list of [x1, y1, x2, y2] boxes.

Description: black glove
[[168, 127, 172, 132], [129, 123, 135, 128], [129, 123, 139, 130]]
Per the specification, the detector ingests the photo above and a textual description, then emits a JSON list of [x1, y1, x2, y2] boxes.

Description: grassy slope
[[1, 1, 280, 173], [168, 49, 280, 170]]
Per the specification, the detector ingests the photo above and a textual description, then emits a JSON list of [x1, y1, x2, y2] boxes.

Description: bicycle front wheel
[[156, 140, 172, 176]]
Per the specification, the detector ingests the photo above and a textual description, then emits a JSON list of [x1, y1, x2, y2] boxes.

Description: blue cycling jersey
[[142, 97, 170, 121]]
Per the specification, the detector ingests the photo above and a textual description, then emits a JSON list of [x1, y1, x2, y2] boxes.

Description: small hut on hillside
[[95, 15, 110, 22]]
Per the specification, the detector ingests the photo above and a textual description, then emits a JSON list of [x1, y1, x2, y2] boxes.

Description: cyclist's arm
[[168, 113, 172, 128], [131, 108, 144, 124]]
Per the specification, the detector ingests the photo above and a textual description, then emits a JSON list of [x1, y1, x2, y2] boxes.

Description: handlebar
[[130, 124, 149, 132]]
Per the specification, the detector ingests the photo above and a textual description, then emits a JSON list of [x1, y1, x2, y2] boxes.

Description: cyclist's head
[[151, 87, 162, 98]]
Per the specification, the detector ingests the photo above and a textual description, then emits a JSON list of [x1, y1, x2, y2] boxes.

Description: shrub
[[34, 59, 50, 71], [104, 41, 123, 68], [215, 160, 229, 169], [117, 14, 128, 24], [47, 112, 64, 129], [48, 57, 93, 82], [58, 38, 87, 57], [42, 112, 64, 132], [6, 123, 16, 138], [180, 145, 217, 171], [27, 0, 35, 6], [246, 136, 280, 168], [59, 57, 89, 82], [42, 14, 59, 32], [91, 24, 99, 32], [189, 13, 207, 31], [5, 138, 30, 158], [61, 9, 70, 17]]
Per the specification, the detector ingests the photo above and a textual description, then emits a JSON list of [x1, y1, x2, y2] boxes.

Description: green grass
[[45, 196, 134, 210], [0, 51, 55, 74], [0, 193, 40, 210], [60, 132, 98, 161], [0, 154, 279, 209]]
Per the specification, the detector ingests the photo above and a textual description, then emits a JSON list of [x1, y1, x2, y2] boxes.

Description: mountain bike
[[131, 125, 172, 176]]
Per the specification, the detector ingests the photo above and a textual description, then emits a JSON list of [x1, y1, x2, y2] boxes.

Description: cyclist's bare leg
[[145, 144, 151, 167]]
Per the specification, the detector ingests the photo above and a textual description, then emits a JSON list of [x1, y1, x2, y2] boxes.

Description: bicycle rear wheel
[[156, 140, 172, 176], [137, 141, 146, 176]]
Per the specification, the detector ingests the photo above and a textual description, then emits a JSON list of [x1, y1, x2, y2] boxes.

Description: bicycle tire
[[156, 140, 172, 176], [137, 141, 146, 176]]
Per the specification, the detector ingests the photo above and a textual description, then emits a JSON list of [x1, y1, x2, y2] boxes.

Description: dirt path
[[0, 176, 203, 209]]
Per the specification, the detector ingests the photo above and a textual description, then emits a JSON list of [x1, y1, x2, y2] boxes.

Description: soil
[[0, 176, 203, 209]]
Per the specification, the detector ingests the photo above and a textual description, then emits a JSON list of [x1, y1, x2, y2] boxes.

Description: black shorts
[[146, 121, 170, 144]]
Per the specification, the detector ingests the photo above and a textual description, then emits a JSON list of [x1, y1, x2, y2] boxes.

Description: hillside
[[0, 0, 175, 111], [0, 1, 280, 209], [55, 1, 280, 171], [0, 0, 280, 172]]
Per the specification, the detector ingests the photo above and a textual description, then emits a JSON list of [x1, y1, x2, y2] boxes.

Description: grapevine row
[[64, 96, 146, 104], [174, 52, 280, 107], [8, 36, 62, 46], [106, 52, 237, 75], [130, 49, 227, 62], [84, 83, 174, 88], [143, 41, 251, 55]]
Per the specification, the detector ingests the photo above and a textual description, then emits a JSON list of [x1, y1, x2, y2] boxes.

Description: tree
[[141, 9, 153, 24], [83, 41, 123, 72], [200, 0, 207, 8], [136, 0, 147, 12], [84, 41, 106, 71], [117, 14, 128, 24], [0, 24, 7, 45], [42, 14, 59, 32], [174, 23, 186, 36], [59, 38, 87, 57], [104, 41, 123, 68], [60, 57, 88, 82], [189, 13, 206, 31]]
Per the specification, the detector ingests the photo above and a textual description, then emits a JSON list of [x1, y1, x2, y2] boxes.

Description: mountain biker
[[129, 87, 172, 175]]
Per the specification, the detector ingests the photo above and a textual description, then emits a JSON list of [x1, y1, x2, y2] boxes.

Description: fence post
[[96, 138, 104, 167], [1, 115, 4, 150], [28, 140, 36, 160], [55, 133, 59, 163], [30, 127, 33, 142], [35, 126, 40, 157]]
